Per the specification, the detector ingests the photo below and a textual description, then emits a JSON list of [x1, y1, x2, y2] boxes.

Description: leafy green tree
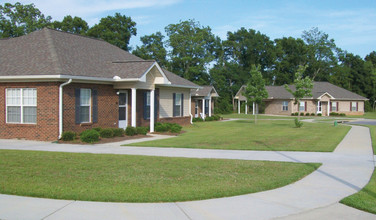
[[87, 13, 136, 51], [132, 32, 168, 67], [302, 27, 338, 81], [165, 19, 221, 85], [224, 28, 276, 82], [52, 15, 88, 34], [273, 37, 309, 85], [284, 65, 313, 121], [0, 2, 51, 38], [242, 65, 269, 123]]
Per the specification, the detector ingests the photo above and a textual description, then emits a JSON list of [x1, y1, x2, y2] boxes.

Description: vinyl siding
[[158, 87, 190, 118]]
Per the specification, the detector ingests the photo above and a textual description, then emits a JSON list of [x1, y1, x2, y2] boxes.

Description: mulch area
[[57, 134, 150, 145]]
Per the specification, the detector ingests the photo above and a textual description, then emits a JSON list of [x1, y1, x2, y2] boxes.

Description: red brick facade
[[0, 82, 60, 141]]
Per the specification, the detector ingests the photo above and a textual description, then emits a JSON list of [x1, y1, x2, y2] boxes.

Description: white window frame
[[331, 102, 337, 112], [175, 93, 182, 116], [299, 101, 305, 111], [282, 101, 288, 111], [351, 102, 357, 112], [80, 88, 91, 123], [6, 88, 37, 124]]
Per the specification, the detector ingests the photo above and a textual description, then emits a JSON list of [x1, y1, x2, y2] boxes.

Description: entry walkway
[[0, 125, 374, 219]]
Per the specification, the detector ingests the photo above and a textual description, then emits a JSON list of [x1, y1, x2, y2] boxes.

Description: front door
[[317, 101, 322, 114], [118, 92, 128, 129], [195, 100, 198, 117]]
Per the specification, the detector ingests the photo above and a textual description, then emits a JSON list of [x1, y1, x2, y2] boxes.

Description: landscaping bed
[[57, 134, 150, 145], [0, 149, 320, 202]]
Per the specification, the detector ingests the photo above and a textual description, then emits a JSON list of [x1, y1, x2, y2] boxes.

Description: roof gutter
[[58, 79, 72, 139]]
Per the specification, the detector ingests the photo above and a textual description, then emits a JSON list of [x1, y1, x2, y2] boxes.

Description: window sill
[[6, 123, 37, 126], [80, 122, 93, 126]]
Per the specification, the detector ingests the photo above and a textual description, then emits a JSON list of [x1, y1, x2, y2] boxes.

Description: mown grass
[[130, 120, 350, 152], [341, 169, 376, 214], [0, 150, 320, 202], [346, 112, 376, 119], [221, 113, 297, 119], [364, 125, 376, 154]]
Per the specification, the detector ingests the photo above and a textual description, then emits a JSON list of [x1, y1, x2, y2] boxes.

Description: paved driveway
[[346, 119, 376, 125], [0, 125, 375, 220]]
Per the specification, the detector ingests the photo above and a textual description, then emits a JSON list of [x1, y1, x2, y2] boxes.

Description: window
[[331, 102, 337, 111], [80, 88, 91, 123], [195, 100, 198, 114], [6, 88, 37, 124], [299, 101, 305, 111], [144, 91, 150, 119], [351, 102, 357, 111], [282, 101, 288, 111], [205, 99, 209, 115], [173, 93, 183, 117]]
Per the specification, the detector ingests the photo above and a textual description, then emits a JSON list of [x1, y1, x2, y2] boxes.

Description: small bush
[[80, 129, 100, 143], [193, 117, 204, 122], [170, 123, 182, 133], [213, 115, 221, 121], [317, 113, 322, 116], [291, 113, 295, 116], [93, 127, 102, 132], [294, 112, 299, 116], [155, 123, 169, 132], [205, 116, 214, 121], [294, 118, 303, 128], [112, 128, 124, 137], [99, 128, 114, 138], [330, 112, 338, 116], [310, 113, 315, 116], [305, 113, 310, 116], [136, 126, 148, 135], [339, 113, 346, 117], [300, 112, 305, 116], [61, 131, 76, 141], [125, 127, 137, 136]]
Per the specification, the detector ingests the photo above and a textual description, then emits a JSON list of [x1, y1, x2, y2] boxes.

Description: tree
[[0, 2, 51, 38], [132, 32, 168, 68], [52, 15, 88, 34], [302, 27, 338, 81], [87, 13, 136, 51], [165, 19, 221, 85], [284, 65, 313, 122], [242, 65, 269, 124]]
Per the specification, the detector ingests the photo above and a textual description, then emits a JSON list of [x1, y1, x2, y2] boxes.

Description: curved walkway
[[0, 125, 375, 219]]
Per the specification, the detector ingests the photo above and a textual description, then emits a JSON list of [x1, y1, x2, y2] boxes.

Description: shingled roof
[[0, 28, 198, 88], [236, 82, 368, 101], [191, 86, 219, 97]]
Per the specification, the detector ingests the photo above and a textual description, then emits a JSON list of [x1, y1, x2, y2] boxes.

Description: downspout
[[189, 93, 193, 124], [58, 79, 72, 139]]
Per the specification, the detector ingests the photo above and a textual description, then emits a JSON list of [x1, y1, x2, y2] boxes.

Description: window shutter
[[143, 92, 147, 120], [337, 102, 339, 111], [173, 93, 176, 117], [75, 88, 81, 124], [356, 102, 358, 111], [92, 89, 98, 123], [305, 101, 307, 111], [181, 93, 184, 116], [350, 102, 352, 111], [154, 90, 158, 119]]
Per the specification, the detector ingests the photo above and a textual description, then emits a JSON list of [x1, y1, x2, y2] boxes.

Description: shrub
[[310, 113, 315, 116], [294, 118, 303, 128], [125, 127, 137, 136], [136, 126, 148, 135], [93, 127, 102, 132], [170, 123, 182, 133], [291, 113, 295, 116], [305, 113, 310, 116], [213, 115, 221, 121], [339, 113, 346, 117], [329, 112, 338, 116], [317, 113, 322, 116], [155, 123, 169, 132], [61, 131, 76, 141], [300, 112, 305, 116], [99, 128, 114, 138], [205, 116, 214, 121], [112, 128, 124, 137], [192, 117, 204, 122], [80, 129, 100, 143], [294, 112, 299, 116]]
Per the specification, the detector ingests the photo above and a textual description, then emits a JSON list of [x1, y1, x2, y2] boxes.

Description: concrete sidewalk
[[0, 125, 374, 219]]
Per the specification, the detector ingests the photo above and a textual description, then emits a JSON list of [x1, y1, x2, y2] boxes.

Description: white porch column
[[150, 89, 155, 132], [202, 98, 205, 119], [245, 100, 248, 114], [238, 100, 240, 114], [131, 88, 136, 127], [253, 102, 255, 115], [327, 101, 330, 116], [209, 97, 212, 117]]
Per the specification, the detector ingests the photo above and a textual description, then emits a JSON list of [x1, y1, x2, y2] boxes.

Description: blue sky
[[8, 0, 376, 58]]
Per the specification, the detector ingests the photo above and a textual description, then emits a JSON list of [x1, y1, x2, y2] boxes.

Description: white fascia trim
[[157, 84, 201, 89], [139, 62, 171, 84], [317, 92, 335, 99], [0, 75, 140, 83]]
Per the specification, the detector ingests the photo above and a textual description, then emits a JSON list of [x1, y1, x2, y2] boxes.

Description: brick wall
[[63, 83, 118, 134], [0, 82, 59, 141], [159, 116, 191, 125]]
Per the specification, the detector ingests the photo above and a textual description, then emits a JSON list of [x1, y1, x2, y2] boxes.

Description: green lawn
[[346, 112, 376, 119], [341, 169, 376, 214], [130, 120, 350, 152], [221, 113, 297, 119], [364, 125, 376, 154], [0, 150, 320, 203]]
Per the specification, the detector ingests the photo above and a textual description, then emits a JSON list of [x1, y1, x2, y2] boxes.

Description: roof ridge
[[44, 28, 63, 74], [112, 60, 155, 63]]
